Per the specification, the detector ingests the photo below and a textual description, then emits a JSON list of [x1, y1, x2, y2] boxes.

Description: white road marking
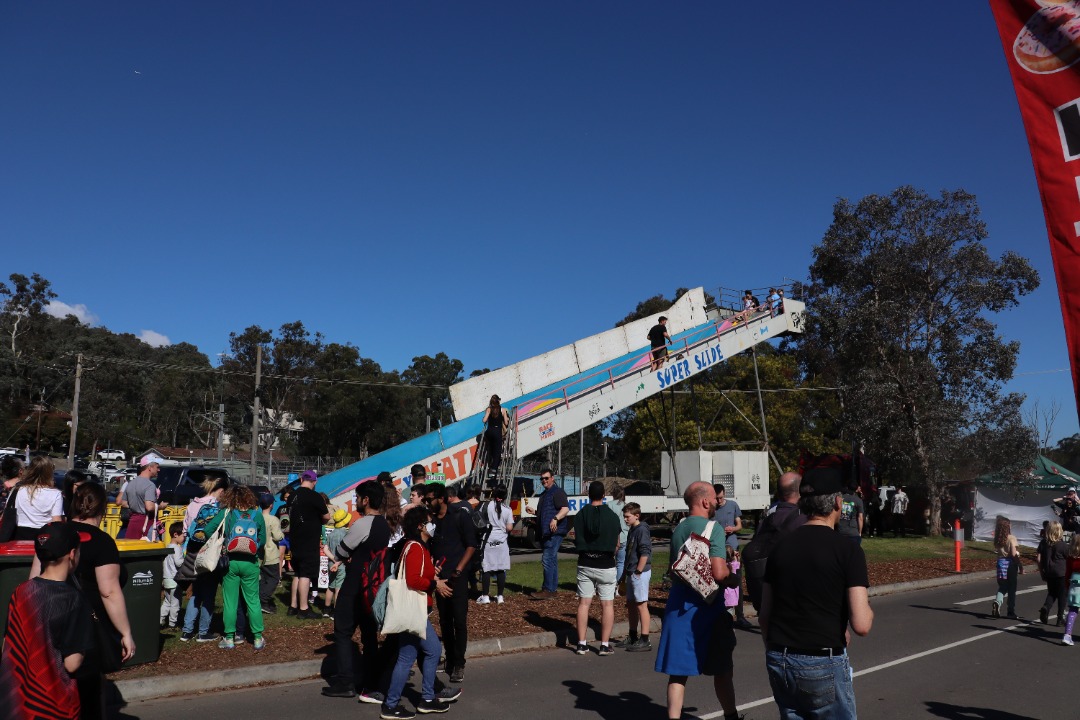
[[696, 624, 1025, 719], [954, 587, 1041, 605]]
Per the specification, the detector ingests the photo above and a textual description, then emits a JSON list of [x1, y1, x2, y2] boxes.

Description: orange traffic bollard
[[953, 518, 963, 572]]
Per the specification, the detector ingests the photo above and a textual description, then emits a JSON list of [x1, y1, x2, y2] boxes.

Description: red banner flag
[[990, 0, 1080, 415]]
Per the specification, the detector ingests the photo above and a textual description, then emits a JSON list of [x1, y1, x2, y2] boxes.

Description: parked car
[[97, 449, 126, 461], [90, 462, 119, 475], [155, 465, 234, 506], [246, 484, 271, 497], [0, 448, 21, 457]]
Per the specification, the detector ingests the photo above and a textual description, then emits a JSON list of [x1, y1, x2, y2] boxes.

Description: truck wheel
[[526, 524, 540, 549]]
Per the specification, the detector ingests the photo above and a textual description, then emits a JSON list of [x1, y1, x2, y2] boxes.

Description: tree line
[[2, 187, 1058, 533]]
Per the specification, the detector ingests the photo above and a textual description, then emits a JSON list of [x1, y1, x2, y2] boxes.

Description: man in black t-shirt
[[648, 316, 672, 371], [289, 470, 330, 619], [426, 482, 478, 684], [760, 467, 874, 720], [323, 481, 392, 700]]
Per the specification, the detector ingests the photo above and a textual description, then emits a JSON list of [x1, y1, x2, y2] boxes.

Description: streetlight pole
[[250, 346, 262, 482], [67, 354, 83, 469]]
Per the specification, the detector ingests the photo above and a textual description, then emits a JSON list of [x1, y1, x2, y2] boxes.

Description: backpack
[[187, 502, 220, 546], [361, 540, 403, 615], [225, 509, 260, 557], [470, 501, 491, 534]]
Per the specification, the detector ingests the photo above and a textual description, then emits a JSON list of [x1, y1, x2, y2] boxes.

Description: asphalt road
[[123, 573, 1060, 719]]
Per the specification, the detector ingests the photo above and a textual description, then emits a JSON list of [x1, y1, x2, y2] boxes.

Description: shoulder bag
[[195, 511, 230, 574], [380, 540, 428, 638], [670, 520, 721, 603]]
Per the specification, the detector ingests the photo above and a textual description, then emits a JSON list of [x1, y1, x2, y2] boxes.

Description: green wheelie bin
[[0, 541, 35, 637], [114, 539, 170, 667]]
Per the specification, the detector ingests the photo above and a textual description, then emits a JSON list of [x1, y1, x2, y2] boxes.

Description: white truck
[[512, 450, 772, 545]]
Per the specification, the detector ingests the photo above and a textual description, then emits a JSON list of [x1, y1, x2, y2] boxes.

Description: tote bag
[[194, 511, 229, 574], [380, 541, 428, 638], [670, 520, 720, 603]]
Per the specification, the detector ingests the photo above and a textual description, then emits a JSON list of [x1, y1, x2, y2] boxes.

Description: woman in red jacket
[[382, 506, 453, 720]]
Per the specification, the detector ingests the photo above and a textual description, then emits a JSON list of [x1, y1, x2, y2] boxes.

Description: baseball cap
[[300, 470, 318, 483], [800, 467, 845, 497], [35, 522, 81, 563], [376, 471, 393, 486], [1069, 487, 1077, 493], [333, 508, 351, 528], [140, 454, 163, 468]]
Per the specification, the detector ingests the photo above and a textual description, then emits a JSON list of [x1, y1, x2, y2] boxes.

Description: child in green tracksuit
[[203, 485, 267, 650]]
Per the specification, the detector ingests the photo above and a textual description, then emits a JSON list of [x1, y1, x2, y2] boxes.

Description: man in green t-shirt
[[573, 481, 621, 656]]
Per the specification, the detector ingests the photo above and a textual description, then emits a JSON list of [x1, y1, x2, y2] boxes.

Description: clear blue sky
[[2, 3, 1075, 441]]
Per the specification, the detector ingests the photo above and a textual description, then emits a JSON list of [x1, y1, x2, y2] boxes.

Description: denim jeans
[[615, 545, 627, 583], [542, 534, 564, 592], [385, 621, 440, 707], [766, 649, 857, 720], [182, 574, 218, 635]]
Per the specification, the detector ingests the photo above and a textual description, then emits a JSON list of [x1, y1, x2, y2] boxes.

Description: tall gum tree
[[796, 187, 1040, 532]]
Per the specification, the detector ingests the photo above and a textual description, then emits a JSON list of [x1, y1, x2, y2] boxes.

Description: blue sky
[[2, 3, 1076, 441]]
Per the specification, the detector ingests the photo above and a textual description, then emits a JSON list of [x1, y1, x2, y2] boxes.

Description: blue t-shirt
[[712, 500, 742, 551]]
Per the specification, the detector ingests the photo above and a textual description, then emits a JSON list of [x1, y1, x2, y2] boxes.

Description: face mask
[[425, 522, 437, 537]]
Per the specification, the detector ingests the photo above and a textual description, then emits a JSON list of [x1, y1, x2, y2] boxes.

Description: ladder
[[464, 407, 521, 493]]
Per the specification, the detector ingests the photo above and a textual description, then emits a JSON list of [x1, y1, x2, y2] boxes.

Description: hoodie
[[183, 495, 217, 534], [574, 503, 620, 569]]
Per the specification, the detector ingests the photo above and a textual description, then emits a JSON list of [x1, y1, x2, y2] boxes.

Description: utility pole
[[426, 397, 431, 434], [34, 387, 45, 451], [217, 402, 225, 462], [602, 441, 608, 479], [580, 428, 584, 484], [751, 346, 784, 477], [250, 345, 262, 483], [67, 354, 83, 468]]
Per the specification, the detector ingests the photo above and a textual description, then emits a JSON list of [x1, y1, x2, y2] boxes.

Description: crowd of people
[[1, 452, 888, 720]]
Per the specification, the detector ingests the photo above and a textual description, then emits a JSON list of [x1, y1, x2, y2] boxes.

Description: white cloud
[[138, 330, 171, 348], [45, 300, 99, 325]]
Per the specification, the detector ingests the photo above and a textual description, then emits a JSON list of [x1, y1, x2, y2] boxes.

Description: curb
[[116, 570, 993, 703]]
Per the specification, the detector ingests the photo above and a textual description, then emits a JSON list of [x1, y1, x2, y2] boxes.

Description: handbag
[[670, 520, 721, 603], [380, 541, 428, 638], [195, 511, 229, 574]]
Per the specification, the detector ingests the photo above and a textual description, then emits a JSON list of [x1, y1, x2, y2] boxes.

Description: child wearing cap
[[322, 508, 353, 616], [1, 522, 94, 719]]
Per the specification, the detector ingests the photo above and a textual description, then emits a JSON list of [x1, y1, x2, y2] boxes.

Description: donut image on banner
[[1014, 1, 1080, 74]]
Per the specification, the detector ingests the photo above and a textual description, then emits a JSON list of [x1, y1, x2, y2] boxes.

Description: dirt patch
[[110, 555, 1015, 681]]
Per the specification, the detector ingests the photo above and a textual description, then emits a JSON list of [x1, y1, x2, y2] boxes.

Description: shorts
[[278, 537, 290, 551], [651, 346, 668, 361], [626, 570, 652, 603], [330, 566, 346, 590], [577, 566, 617, 601], [291, 547, 321, 580]]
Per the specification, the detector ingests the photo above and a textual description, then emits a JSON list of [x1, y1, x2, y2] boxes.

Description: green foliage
[[795, 186, 1040, 528]]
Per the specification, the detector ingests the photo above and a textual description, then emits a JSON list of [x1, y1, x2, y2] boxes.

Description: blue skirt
[[654, 582, 735, 677]]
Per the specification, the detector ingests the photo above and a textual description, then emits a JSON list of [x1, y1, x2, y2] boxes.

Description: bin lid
[[0, 541, 36, 556], [114, 539, 166, 551]]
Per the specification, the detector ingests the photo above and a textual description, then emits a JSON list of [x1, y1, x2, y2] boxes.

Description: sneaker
[[253, 636, 266, 651], [234, 636, 246, 645], [218, 637, 235, 650], [476, 595, 490, 605], [196, 632, 221, 643], [416, 699, 450, 714], [298, 608, 324, 620], [359, 691, 386, 705], [261, 605, 275, 615], [991, 601, 1000, 619], [574, 643, 590, 655], [597, 644, 614, 657], [436, 688, 462, 703], [449, 666, 464, 683], [626, 637, 652, 652], [734, 618, 754, 630], [180, 631, 195, 642], [1040, 607, 1049, 625], [322, 685, 357, 698], [287, 606, 298, 616], [1064, 635, 1075, 647], [380, 704, 415, 720], [496, 595, 504, 604]]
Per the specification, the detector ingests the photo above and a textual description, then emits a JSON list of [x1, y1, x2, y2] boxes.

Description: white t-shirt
[[15, 486, 64, 527]]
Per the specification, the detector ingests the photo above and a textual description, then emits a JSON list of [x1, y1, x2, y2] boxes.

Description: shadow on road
[[925, 700, 1038, 719], [563, 679, 669, 720]]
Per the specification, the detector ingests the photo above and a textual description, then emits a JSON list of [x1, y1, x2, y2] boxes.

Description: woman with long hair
[[203, 484, 267, 650], [382, 505, 453, 719], [1038, 521, 1069, 625], [482, 395, 510, 475], [13, 455, 63, 539], [478, 485, 515, 604], [384, 485, 404, 545], [992, 515, 1022, 619], [61, 469, 92, 519], [177, 477, 229, 642], [31, 482, 135, 720]]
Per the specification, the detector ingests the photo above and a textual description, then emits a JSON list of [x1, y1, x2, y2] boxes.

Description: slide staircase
[[314, 288, 805, 509]]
